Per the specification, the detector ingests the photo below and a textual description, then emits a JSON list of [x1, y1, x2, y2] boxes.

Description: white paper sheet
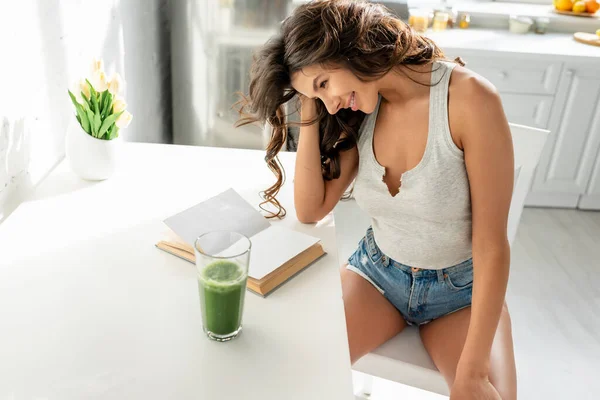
[[163, 188, 320, 280], [246, 225, 320, 280], [163, 188, 271, 250]]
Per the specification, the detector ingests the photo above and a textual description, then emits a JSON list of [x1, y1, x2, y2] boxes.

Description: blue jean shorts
[[346, 227, 473, 326]]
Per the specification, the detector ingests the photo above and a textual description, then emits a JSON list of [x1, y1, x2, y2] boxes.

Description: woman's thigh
[[340, 264, 407, 365], [419, 303, 517, 399]]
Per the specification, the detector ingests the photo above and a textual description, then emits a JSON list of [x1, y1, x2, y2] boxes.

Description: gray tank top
[[352, 60, 472, 270]]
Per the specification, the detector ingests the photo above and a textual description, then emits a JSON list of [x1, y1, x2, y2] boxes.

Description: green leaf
[[105, 124, 114, 140], [94, 112, 101, 137], [68, 90, 90, 134], [85, 108, 96, 136], [90, 89, 99, 114], [86, 79, 98, 112], [97, 111, 123, 139], [80, 111, 91, 134], [99, 121, 115, 140], [86, 79, 97, 97], [99, 91, 107, 119], [102, 92, 113, 119], [80, 91, 91, 109], [68, 90, 81, 109], [98, 91, 106, 118], [108, 125, 119, 140], [68, 91, 82, 115]]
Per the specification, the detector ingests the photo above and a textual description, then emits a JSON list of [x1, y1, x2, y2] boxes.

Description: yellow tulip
[[112, 96, 127, 113], [107, 73, 122, 95], [92, 70, 108, 92], [116, 110, 133, 129], [69, 79, 83, 100], [91, 57, 104, 75], [79, 78, 91, 99]]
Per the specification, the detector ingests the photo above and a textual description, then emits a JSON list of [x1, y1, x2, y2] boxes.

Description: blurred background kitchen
[[2, 0, 600, 222]]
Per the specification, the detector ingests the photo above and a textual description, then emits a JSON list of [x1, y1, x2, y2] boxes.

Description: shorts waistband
[[365, 226, 472, 282]]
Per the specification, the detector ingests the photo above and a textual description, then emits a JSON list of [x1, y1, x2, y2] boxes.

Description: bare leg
[[340, 264, 407, 364], [419, 302, 517, 399]]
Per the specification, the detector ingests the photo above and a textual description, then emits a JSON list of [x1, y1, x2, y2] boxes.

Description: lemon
[[573, 0, 587, 11], [597, 29, 600, 37], [555, 0, 574, 10]]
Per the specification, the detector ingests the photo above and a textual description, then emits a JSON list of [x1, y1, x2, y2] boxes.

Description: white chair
[[333, 123, 549, 397]]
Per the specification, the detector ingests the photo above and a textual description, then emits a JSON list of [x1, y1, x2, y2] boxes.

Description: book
[[155, 188, 326, 297]]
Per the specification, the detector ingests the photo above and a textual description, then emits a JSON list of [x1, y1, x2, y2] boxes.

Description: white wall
[[0, 0, 171, 223]]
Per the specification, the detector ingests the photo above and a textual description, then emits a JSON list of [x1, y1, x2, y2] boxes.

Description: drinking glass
[[194, 230, 251, 342]]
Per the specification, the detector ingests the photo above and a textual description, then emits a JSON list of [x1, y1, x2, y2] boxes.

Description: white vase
[[65, 120, 121, 181]]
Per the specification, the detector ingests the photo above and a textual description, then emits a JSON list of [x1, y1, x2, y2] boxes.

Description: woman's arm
[[455, 76, 514, 378], [294, 98, 359, 223]]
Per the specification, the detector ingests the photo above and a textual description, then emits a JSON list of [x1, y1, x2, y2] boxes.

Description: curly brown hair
[[236, 0, 462, 219]]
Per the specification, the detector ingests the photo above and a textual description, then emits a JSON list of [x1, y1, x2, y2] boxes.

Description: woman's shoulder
[[447, 62, 505, 147], [448, 62, 499, 101]]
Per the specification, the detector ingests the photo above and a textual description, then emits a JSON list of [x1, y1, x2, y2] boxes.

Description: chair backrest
[[506, 123, 549, 244], [334, 123, 549, 263]]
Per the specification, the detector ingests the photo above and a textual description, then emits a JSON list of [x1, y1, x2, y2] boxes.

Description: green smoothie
[[198, 260, 247, 336]]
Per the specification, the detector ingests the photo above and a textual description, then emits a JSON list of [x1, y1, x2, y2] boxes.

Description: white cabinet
[[499, 93, 553, 129], [463, 56, 562, 95], [525, 63, 600, 208], [449, 53, 557, 129], [579, 148, 600, 210], [450, 51, 600, 210]]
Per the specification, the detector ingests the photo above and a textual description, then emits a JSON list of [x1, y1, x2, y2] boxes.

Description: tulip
[[70, 81, 83, 103], [107, 73, 122, 95], [79, 78, 91, 99], [112, 96, 127, 113], [92, 70, 108, 92], [115, 111, 133, 129], [91, 58, 104, 75]]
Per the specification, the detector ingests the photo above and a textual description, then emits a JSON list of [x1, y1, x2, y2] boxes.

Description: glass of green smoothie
[[194, 230, 251, 342]]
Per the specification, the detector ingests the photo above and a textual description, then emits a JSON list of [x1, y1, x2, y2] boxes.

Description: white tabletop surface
[[0, 143, 354, 400]]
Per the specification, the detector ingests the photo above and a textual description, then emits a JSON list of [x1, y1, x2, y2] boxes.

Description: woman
[[238, 1, 516, 398]]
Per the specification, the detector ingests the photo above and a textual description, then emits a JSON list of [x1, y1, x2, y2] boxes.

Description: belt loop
[[367, 227, 377, 258], [437, 269, 445, 283]]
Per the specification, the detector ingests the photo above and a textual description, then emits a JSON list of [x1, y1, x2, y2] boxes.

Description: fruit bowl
[[553, 9, 599, 17], [553, 0, 600, 16]]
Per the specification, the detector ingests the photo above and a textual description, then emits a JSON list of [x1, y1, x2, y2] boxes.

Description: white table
[[0, 143, 354, 400]]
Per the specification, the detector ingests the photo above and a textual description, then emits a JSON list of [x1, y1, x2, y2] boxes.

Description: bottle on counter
[[432, 11, 449, 31], [408, 8, 430, 33], [534, 17, 550, 34], [459, 13, 471, 29], [447, 7, 459, 28]]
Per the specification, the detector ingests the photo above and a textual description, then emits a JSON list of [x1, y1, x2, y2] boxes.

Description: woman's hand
[[450, 375, 502, 400], [298, 94, 318, 123]]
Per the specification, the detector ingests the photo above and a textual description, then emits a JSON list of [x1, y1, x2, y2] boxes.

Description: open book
[[155, 188, 326, 296]]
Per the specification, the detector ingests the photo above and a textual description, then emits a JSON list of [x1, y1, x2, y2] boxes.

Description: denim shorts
[[346, 226, 473, 326]]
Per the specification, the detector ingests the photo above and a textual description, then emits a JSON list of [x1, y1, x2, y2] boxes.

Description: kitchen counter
[[214, 25, 600, 61], [425, 28, 600, 61]]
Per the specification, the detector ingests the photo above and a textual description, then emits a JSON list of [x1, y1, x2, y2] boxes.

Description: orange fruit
[[573, 0, 587, 11], [585, 0, 599, 13], [554, 0, 574, 11]]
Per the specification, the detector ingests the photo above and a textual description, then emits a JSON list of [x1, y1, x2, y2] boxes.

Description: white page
[[245, 225, 320, 280], [163, 188, 271, 252], [163, 188, 320, 280]]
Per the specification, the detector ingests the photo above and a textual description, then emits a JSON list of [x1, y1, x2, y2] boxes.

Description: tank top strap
[[357, 94, 381, 149], [428, 60, 460, 156]]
